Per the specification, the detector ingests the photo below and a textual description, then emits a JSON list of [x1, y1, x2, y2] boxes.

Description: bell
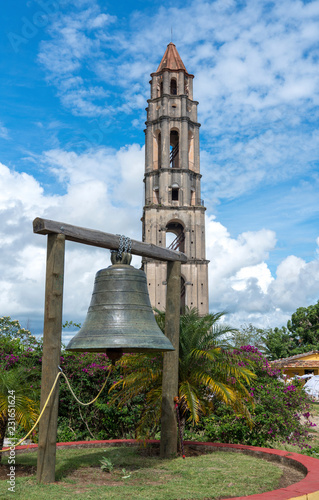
[[66, 253, 174, 361]]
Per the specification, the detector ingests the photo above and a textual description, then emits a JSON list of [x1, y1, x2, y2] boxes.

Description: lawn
[[0, 445, 302, 500]]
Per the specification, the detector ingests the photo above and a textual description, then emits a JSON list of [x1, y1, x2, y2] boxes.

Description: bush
[[0, 317, 42, 374], [204, 346, 315, 450], [0, 320, 145, 442], [57, 352, 144, 441]]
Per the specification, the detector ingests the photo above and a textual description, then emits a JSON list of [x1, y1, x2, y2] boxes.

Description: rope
[[0, 366, 111, 453], [1, 371, 62, 452], [59, 368, 111, 406]]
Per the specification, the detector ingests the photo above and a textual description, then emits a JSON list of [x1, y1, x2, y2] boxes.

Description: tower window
[[170, 78, 177, 95], [172, 188, 179, 201]]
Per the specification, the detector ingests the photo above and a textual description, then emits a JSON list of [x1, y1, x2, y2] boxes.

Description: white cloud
[[1, 151, 319, 333], [0, 162, 57, 213], [269, 255, 319, 311], [206, 215, 277, 280], [206, 214, 319, 327], [0, 122, 9, 140], [0, 145, 144, 331], [34, 0, 319, 208], [230, 263, 273, 293], [37, 4, 116, 116]]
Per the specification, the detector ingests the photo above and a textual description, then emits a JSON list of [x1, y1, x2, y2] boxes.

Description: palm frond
[[110, 308, 258, 433], [179, 381, 201, 424]]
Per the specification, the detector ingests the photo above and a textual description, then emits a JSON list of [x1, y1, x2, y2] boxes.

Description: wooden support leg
[[37, 234, 65, 483], [160, 260, 181, 458]]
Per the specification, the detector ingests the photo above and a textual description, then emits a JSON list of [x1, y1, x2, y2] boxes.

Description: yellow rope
[[0, 367, 111, 453], [59, 369, 111, 406], [1, 371, 62, 452]]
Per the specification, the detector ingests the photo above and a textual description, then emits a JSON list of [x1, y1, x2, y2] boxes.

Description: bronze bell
[[66, 251, 174, 362]]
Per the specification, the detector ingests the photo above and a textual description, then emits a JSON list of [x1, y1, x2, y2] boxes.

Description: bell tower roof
[[155, 42, 189, 74]]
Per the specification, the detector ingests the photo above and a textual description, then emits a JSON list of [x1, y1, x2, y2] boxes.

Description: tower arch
[[166, 220, 185, 252]]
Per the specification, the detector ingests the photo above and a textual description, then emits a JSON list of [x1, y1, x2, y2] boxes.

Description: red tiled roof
[[278, 360, 319, 368], [156, 43, 187, 73], [270, 350, 319, 367]]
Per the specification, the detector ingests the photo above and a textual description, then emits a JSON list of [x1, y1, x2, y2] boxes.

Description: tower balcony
[[195, 198, 205, 207], [145, 197, 163, 207], [144, 197, 205, 208]]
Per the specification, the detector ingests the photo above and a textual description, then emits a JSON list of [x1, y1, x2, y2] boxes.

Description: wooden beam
[[33, 218, 187, 263], [160, 260, 181, 458], [37, 233, 65, 483]]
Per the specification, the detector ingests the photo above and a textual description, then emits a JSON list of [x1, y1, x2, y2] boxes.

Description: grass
[[0, 445, 288, 500]]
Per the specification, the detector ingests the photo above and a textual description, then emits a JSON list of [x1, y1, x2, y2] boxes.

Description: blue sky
[[1, 0, 319, 336]]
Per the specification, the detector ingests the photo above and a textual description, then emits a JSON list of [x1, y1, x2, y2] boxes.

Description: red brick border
[[6, 440, 319, 499]]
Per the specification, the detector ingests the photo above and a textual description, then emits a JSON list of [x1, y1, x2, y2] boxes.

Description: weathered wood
[[160, 260, 181, 458], [36, 234, 65, 483], [33, 218, 187, 263]]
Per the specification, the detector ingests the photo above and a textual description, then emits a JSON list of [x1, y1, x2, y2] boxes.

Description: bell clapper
[[106, 348, 123, 365]]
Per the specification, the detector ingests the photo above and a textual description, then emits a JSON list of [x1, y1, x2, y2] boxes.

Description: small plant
[[99, 456, 113, 472], [121, 468, 132, 479], [301, 445, 319, 457]]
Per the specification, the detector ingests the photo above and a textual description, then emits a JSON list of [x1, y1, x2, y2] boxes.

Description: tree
[[0, 316, 42, 372], [287, 301, 319, 349], [227, 323, 268, 352], [0, 316, 39, 346], [110, 308, 256, 437], [263, 326, 293, 360], [262, 301, 319, 360], [0, 368, 39, 461]]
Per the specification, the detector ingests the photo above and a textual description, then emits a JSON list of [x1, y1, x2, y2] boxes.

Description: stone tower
[[141, 43, 209, 315]]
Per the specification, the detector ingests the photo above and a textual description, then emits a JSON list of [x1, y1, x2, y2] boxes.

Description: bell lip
[[66, 336, 175, 352], [65, 346, 175, 353]]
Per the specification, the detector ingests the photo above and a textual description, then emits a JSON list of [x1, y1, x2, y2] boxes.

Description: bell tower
[[141, 43, 209, 315]]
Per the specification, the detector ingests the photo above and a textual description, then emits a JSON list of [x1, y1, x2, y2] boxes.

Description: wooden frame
[[33, 218, 185, 482]]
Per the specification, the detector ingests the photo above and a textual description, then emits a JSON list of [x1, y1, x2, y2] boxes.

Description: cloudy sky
[[1, 0, 319, 337]]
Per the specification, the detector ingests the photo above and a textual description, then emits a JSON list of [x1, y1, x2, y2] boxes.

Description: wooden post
[[160, 260, 181, 458], [37, 233, 65, 483]]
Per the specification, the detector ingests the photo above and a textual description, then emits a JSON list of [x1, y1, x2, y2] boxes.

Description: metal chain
[[111, 234, 132, 260]]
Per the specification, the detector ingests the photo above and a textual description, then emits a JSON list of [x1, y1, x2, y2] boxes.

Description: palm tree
[[110, 308, 256, 437], [0, 368, 39, 462]]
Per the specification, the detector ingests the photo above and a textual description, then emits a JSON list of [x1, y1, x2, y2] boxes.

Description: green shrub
[[57, 352, 144, 441], [204, 346, 315, 450]]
